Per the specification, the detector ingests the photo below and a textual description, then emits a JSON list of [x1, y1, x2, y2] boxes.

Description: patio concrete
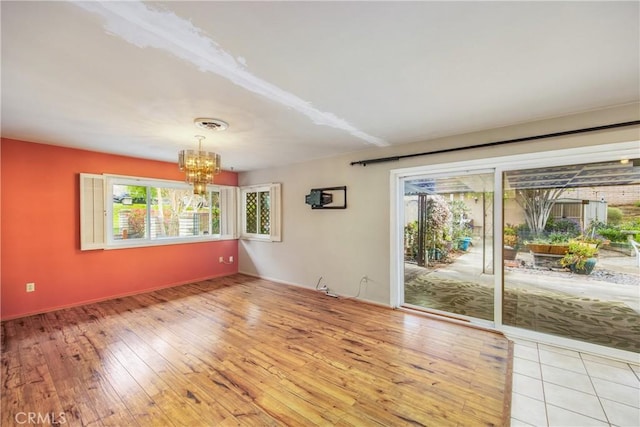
[[404, 245, 640, 351], [406, 244, 640, 312]]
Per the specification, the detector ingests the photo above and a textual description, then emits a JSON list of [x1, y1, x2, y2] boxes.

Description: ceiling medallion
[[194, 118, 229, 132]]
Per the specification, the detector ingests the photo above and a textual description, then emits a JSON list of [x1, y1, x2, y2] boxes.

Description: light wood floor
[[2, 274, 513, 426]]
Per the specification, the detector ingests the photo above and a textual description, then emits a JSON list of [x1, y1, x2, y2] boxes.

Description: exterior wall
[[238, 104, 640, 306], [563, 185, 640, 206], [1, 138, 238, 320]]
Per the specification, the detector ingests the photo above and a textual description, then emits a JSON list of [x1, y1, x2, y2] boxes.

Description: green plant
[[128, 208, 147, 238], [597, 227, 628, 243], [426, 195, 453, 249], [504, 234, 518, 247], [547, 232, 571, 244], [526, 234, 570, 245], [545, 217, 581, 236], [449, 199, 471, 241], [403, 196, 457, 263], [595, 218, 640, 243], [560, 241, 599, 270], [504, 224, 519, 248], [607, 207, 623, 225], [404, 221, 419, 258]]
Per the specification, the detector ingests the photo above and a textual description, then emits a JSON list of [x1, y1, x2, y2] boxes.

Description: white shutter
[[269, 183, 282, 242], [219, 185, 238, 240], [79, 173, 105, 250]]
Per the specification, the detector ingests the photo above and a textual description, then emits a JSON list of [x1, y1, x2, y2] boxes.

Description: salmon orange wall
[[1, 138, 238, 320]]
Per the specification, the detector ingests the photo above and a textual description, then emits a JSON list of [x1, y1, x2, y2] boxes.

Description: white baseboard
[[237, 270, 391, 308]]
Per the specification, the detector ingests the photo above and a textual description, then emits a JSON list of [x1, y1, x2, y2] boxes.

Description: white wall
[[238, 103, 640, 305]]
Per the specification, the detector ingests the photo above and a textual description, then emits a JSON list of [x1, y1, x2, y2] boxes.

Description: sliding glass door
[[394, 142, 639, 356], [502, 160, 640, 353], [403, 171, 495, 323]]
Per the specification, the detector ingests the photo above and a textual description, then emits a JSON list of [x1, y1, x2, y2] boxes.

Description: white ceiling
[[2, 1, 638, 171]]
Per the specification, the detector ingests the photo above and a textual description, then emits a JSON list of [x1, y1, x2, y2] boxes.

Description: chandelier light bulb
[[178, 132, 223, 194]]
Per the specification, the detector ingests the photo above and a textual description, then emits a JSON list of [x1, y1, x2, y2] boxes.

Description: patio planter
[[458, 237, 472, 251], [428, 248, 443, 261], [527, 243, 569, 255], [532, 253, 564, 268], [503, 246, 518, 260], [548, 245, 570, 255], [568, 258, 597, 275], [603, 242, 634, 256], [561, 242, 599, 274]]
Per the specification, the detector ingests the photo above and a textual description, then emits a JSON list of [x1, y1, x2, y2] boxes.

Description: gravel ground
[[407, 249, 639, 286], [505, 265, 639, 286], [511, 249, 639, 286]]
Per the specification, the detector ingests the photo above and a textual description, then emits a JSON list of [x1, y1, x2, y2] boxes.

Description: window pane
[[246, 192, 257, 234], [259, 191, 270, 234], [403, 173, 494, 322], [151, 188, 211, 238], [112, 184, 147, 240], [193, 193, 211, 236], [239, 183, 280, 241], [211, 191, 220, 235], [503, 159, 640, 352]]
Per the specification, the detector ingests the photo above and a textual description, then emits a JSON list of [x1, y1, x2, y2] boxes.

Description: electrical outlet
[[26, 282, 35, 292], [219, 256, 224, 263], [229, 256, 234, 263]]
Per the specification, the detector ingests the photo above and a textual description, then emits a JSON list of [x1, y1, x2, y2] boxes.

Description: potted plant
[[560, 241, 599, 275], [526, 233, 571, 255], [503, 225, 519, 260], [573, 234, 608, 249], [525, 234, 573, 268]]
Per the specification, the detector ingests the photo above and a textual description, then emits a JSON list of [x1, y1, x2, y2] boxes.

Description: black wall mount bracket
[[305, 186, 347, 209]]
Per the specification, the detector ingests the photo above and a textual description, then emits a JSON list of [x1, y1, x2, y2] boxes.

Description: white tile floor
[[510, 338, 640, 426]]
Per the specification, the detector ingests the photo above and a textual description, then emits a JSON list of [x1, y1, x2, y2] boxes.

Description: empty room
[[1, 2, 639, 426]]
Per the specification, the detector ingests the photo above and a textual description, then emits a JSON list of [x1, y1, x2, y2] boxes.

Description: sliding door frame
[[390, 140, 639, 361], [398, 168, 496, 326]]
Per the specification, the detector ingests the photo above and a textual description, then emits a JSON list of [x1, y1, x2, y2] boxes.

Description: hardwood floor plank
[[72, 308, 146, 426], [1, 274, 512, 426], [14, 327, 66, 426], [111, 295, 290, 426]]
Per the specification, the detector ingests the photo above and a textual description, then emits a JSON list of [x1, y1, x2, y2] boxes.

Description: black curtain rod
[[350, 120, 640, 166]]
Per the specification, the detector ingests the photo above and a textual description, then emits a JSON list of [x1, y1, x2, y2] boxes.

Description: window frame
[[390, 141, 640, 362], [240, 183, 282, 242], [106, 175, 225, 249], [80, 173, 236, 250]]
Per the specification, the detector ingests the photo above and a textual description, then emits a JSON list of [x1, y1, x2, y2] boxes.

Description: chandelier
[[178, 134, 222, 195]]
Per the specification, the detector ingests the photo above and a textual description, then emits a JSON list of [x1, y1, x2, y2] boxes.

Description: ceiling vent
[[194, 118, 229, 132]]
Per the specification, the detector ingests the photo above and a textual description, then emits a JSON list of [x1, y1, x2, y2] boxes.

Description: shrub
[[128, 208, 147, 238], [448, 199, 470, 241], [595, 218, 640, 243], [544, 217, 581, 236], [428, 195, 453, 244], [504, 225, 516, 234], [597, 227, 628, 243], [514, 223, 533, 243], [561, 241, 599, 270], [548, 232, 572, 244], [607, 207, 623, 225]]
